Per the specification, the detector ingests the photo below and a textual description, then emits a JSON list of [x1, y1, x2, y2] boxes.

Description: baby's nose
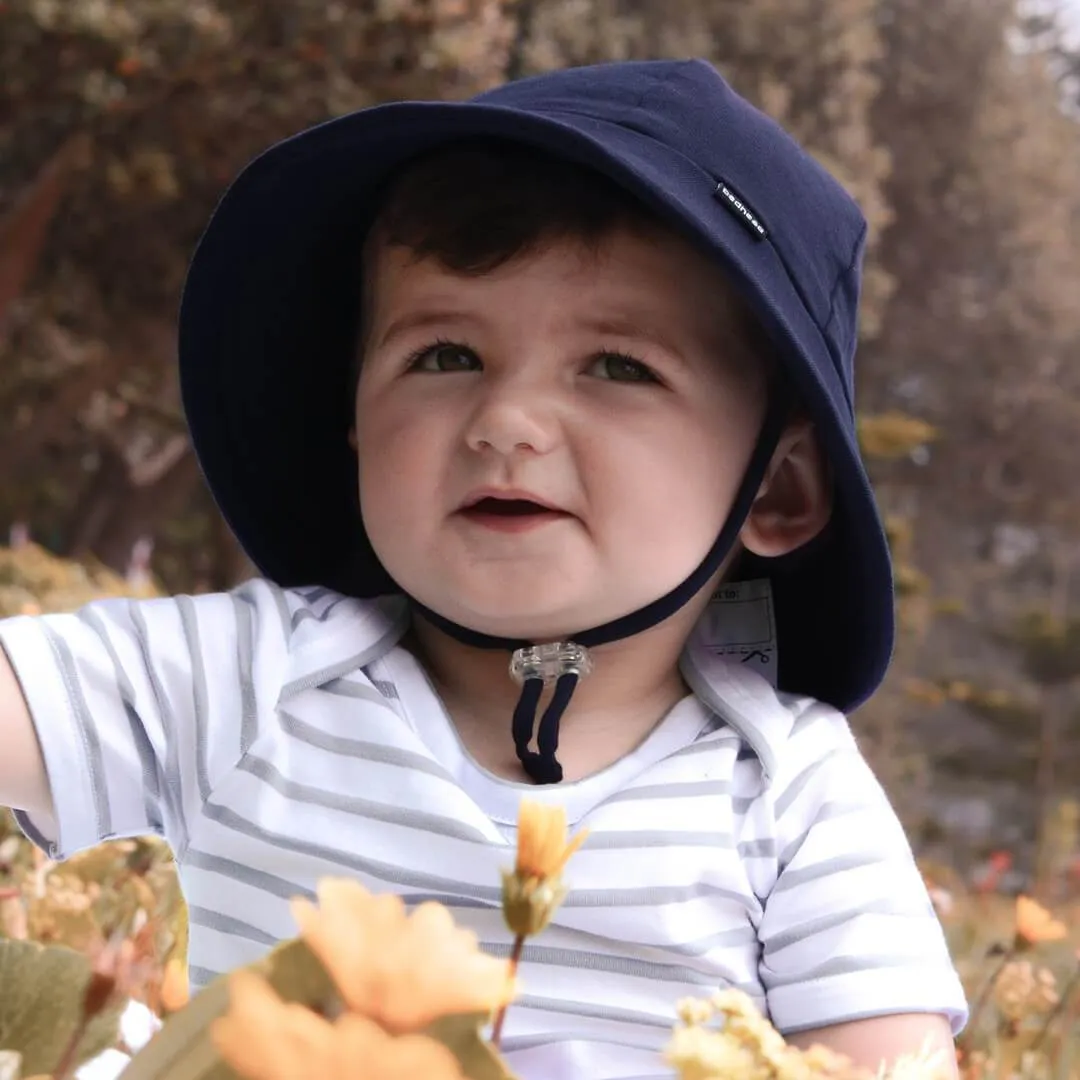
[[464, 388, 559, 456]]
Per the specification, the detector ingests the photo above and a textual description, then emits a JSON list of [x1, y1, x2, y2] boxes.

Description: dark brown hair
[[353, 139, 779, 383]]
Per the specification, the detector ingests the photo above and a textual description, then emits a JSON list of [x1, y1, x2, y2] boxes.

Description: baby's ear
[[740, 420, 833, 558]]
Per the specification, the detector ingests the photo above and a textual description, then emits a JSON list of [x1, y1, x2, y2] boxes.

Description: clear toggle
[[510, 642, 594, 685]]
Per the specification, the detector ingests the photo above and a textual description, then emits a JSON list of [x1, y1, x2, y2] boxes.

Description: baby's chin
[[410, 583, 656, 641]]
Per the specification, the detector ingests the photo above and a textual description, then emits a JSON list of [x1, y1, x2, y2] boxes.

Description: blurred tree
[[0, 0, 517, 580]]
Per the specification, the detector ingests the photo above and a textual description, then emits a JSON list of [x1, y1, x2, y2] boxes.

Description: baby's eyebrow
[[374, 308, 476, 350], [575, 313, 689, 363]]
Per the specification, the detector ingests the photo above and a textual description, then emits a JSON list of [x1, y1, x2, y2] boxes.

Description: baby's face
[[354, 225, 769, 641]]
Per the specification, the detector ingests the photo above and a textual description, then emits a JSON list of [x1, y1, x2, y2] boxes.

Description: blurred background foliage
[[2, 0, 1080, 875]]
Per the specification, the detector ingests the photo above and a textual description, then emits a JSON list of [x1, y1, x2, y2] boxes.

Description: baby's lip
[[457, 487, 570, 515]]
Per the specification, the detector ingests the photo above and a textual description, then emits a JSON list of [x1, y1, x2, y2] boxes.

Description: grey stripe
[[43, 624, 111, 838], [290, 608, 318, 630], [39, 630, 110, 838], [318, 596, 349, 621], [280, 637, 405, 698], [582, 830, 770, 859], [11, 809, 55, 858], [560, 881, 753, 910], [320, 677, 393, 706], [202, 800, 759, 910], [662, 923, 758, 957], [368, 678, 399, 700], [600, 779, 731, 804], [185, 850, 494, 914], [484, 941, 736, 989], [776, 801, 863, 869], [671, 733, 741, 759], [584, 830, 733, 850], [232, 592, 258, 754], [237, 752, 496, 843], [765, 952, 948, 990], [738, 838, 775, 858], [772, 848, 888, 893], [77, 608, 161, 832], [498, 1033, 661, 1054], [401, 892, 493, 910], [763, 896, 921, 956], [188, 964, 221, 990], [129, 601, 187, 849], [296, 586, 331, 605], [277, 708, 455, 783], [773, 747, 846, 818], [187, 904, 278, 946], [264, 581, 294, 646], [175, 596, 211, 804], [203, 799, 504, 901], [291, 594, 350, 629], [184, 847, 315, 901], [512, 994, 678, 1029]]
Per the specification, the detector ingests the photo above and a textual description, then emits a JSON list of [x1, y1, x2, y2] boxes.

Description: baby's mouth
[[458, 497, 572, 532]]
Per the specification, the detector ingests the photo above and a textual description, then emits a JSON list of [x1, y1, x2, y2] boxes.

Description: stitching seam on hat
[[821, 222, 867, 415]]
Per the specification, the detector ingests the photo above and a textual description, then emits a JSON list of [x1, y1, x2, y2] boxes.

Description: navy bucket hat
[[179, 58, 895, 766]]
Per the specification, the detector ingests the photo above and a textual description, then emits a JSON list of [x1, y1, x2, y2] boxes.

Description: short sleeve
[[0, 580, 291, 860], [756, 708, 969, 1036]]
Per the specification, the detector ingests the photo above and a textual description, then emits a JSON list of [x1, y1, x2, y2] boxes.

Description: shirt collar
[[278, 593, 409, 705], [276, 581, 795, 781]]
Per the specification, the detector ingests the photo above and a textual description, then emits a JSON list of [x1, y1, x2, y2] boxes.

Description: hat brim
[[179, 99, 895, 714]]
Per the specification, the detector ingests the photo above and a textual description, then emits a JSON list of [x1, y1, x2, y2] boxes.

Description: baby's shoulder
[[687, 649, 860, 791]]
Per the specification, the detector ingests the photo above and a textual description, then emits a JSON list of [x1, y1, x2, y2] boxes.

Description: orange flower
[[516, 799, 588, 882], [1015, 895, 1067, 947], [500, 800, 589, 940], [159, 956, 190, 1013], [211, 970, 464, 1080], [289, 879, 514, 1033]]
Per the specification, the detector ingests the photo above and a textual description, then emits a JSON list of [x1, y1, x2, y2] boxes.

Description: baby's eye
[[408, 342, 481, 373], [588, 352, 658, 383]]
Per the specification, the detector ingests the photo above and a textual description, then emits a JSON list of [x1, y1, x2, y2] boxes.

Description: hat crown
[[477, 60, 867, 402]]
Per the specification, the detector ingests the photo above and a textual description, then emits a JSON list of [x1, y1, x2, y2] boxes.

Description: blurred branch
[[0, 134, 91, 342]]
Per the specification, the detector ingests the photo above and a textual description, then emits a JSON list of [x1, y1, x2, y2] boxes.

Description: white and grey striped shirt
[[0, 580, 967, 1080]]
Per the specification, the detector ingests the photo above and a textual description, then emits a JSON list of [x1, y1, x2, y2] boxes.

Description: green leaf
[[422, 1013, 519, 1080], [0, 938, 123, 1076], [120, 938, 520, 1080], [119, 938, 337, 1080]]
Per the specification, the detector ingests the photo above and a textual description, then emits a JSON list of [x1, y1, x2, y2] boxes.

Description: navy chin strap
[[413, 397, 790, 784]]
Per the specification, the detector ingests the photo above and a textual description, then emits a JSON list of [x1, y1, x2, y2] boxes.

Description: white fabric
[[0, 579, 968, 1080]]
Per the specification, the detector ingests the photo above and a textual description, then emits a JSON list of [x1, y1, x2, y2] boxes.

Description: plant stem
[[491, 934, 526, 1049], [50, 1017, 90, 1080], [1050, 973, 1080, 1080], [1032, 967, 1080, 1055], [960, 944, 1016, 1053]]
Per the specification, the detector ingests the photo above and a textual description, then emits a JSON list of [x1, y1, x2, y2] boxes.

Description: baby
[[0, 59, 966, 1080]]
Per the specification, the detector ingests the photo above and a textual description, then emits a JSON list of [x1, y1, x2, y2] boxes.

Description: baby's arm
[[0, 583, 291, 860], [753, 703, 967, 1073], [0, 647, 56, 839], [788, 1012, 958, 1076]]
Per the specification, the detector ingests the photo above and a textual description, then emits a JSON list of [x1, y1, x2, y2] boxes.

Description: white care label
[[688, 578, 777, 687]]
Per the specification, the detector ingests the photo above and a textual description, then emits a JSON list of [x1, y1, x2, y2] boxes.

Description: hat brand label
[[714, 181, 768, 241]]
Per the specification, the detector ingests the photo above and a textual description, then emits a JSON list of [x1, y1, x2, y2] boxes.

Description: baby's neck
[[405, 615, 694, 783]]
